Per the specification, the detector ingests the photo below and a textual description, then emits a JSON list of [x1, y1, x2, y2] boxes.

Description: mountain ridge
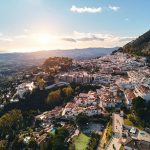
[[115, 30, 150, 57], [0, 47, 118, 65]]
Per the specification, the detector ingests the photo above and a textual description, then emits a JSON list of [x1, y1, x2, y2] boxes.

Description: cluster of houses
[[134, 85, 150, 101], [97, 86, 122, 109], [35, 106, 63, 122], [69, 53, 150, 108], [20, 122, 76, 150], [14, 82, 35, 99], [21, 106, 76, 149], [58, 71, 93, 84], [73, 52, 145, 74], [1, 52, 150, 149], [23, 53, 150, 149], [62, 91, 101, 118]]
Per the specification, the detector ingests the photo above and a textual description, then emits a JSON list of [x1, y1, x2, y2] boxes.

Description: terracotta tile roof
[[138, 85, 149, 94], [125, 89, 136, 100]]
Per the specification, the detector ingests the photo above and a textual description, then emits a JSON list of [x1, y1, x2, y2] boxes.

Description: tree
[[12, 137, 26, 150], [63, 86, 73, 97], [0, 109, 23, 138], [132, 97, 150, 127], [28, 138, 38, 150], [76, 113, 89, 125], [132, 97, 145, 111], [128, 114, 135, 123], [86, 132, 100, 150], [51, 138, 67, 150], [46, 90, 61, 106], [0, 140, 7, 150], [49, 127, 69, 150]]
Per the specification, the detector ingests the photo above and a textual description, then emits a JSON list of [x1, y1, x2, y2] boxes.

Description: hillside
[[42, 57, 73, 73], [116, 30, 150, 57]]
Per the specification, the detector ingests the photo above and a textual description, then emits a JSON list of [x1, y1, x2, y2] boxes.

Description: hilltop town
[[1, 0, 150, 149], [0, 51, 150, 150]]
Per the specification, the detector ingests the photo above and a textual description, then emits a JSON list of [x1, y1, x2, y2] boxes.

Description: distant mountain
[[115, 30, 150, 57], [0, 47, 118, 66]]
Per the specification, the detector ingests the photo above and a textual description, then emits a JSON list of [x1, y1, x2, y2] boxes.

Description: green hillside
[[116, 30, 150, 57]]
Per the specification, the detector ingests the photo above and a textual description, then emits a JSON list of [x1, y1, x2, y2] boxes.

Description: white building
[[16, 82, 35, 99], [124, 89, 136, 107], [134, 85, 150, 101]]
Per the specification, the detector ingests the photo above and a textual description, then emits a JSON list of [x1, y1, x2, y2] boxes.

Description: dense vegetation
[[114, 30, 150, 57], [11, 136, 38, 150], [0, 109, 37, 150], [0, 110, 68, 149], [48, 127, 69, 150], [105, 120, 113, 147], [2, 84, 100, 114], [76, 113, 89, 125], [86, 133, 100, 150], [1, 86, 74, 114], [42, 57, 73, 73], [124, 97, 150, 129], [0, 109, 23, 138], [0, 80, 101, 149], [46, 86, 73, 107], [132, 97, 150, 128]]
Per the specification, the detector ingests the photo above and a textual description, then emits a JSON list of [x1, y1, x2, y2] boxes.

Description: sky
[[0, 0, 150, 52]]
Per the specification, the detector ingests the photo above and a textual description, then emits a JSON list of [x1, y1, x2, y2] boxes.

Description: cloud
[[78, 36, 104, 42], [0, 33, 14, 42], [70, 5, 121, 14], [108, 5, 120, 11], [0, 37, 14, 42], [73, 31, 110, 40], [0, 34, 28, 43], [62, 31, 135, 47], [14, 35, 28, 39], [0, 30, 136, 52], [62, 32, 105, 42], [70, 5, 102, 13], [62, 38, 76, 42], [24, 29, 30, 33]]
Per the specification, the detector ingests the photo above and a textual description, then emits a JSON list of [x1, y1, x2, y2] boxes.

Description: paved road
[[105, 113, 123, 150], [105, 136, 121, 150], [97, 113, 123, 150], [113, 113, 123, 137], [97, 127, 107, 150]]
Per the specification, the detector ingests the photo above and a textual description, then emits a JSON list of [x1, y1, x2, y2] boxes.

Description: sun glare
[[37, 33, 51, 44]]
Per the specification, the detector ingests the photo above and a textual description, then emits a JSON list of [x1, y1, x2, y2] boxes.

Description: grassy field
[[119, 145, 124, 150], [124, 115, 144, 130], [71, 133, 90, 150], [124, 117, 134, 126], [105, 121, 113, 145]]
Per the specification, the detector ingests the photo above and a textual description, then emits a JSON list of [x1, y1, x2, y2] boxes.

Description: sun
[[37, 33, 51, 44]]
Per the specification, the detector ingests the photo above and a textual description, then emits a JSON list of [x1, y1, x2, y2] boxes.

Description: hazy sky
[[0, 0, 150, 52]]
